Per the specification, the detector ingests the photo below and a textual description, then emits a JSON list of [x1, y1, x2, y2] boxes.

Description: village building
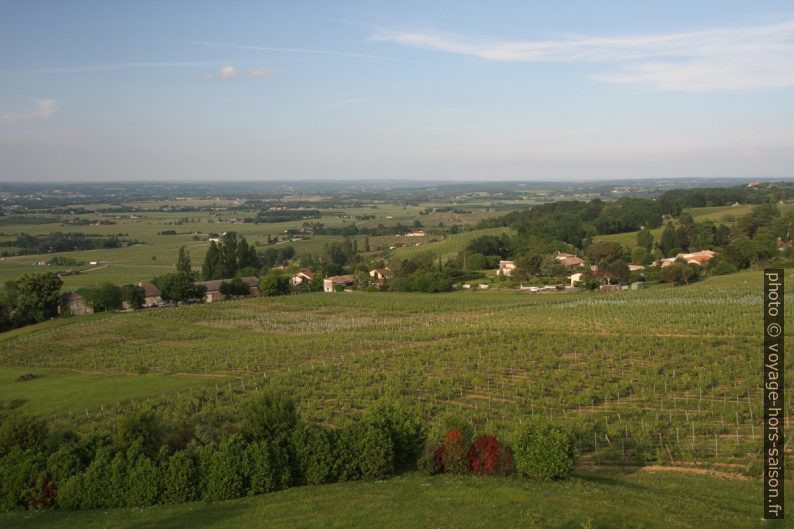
[[194, 276, 260, 303], [323, 274, 355, 292], [369, 268, 391, 280], [290, 268, 315, 286], [497, 260, 516, 277], [568, 272, 584, 288], [657, 250, 716, 267], [555, 252, 585, 270], [138, 282, 162, 307], [60, 292, 93, 316]]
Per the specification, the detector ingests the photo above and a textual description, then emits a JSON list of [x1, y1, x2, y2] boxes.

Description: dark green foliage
[[126, 453, 161, 507], [162, 450, 199, 504], [708, 258, 737, 276], [363, 400, 424, 472], [202, 435, 247, 501], [636, 229, 654, 251], [219, 278, 251, 297], [245, 440, 292, 494], [79, 282, 123, 312], [513, 420, 576, 480], [243, 389, 298, 442], [120, 284, 145, 309], [202, 232, 258, 280], [290, 425, 336, 485], [333, 422, 364, 482], [258, 246, 295, 271], [176, 245, 193, 276], [259, 271, 291, 296], [0, 447, 45, 510], [114, 411, 163, 458], [155, 272, 206, 302], [10, 272, 63, 326], [0, 412, 48, 456], [357, 424, 394, 481]]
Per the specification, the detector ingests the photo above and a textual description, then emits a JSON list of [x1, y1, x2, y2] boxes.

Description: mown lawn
[[2, 470, 785, 529]]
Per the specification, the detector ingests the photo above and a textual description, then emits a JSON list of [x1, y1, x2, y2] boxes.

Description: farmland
[[0, 269, 788, 477]]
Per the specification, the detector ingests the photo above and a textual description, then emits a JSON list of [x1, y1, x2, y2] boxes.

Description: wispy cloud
[[0, 99, 59, 124], [201, 65, 272, 80], [191, 40, 436, 66], [373, 20, 794, 91]]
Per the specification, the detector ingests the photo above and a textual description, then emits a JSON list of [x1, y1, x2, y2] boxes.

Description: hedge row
[[0, 393, 576, 512]]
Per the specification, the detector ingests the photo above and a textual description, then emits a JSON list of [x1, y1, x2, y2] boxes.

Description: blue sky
[[1, 0, 793, 181]]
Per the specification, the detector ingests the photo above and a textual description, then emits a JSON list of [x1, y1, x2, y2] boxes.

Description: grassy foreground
[[2, 471, 786, 529]]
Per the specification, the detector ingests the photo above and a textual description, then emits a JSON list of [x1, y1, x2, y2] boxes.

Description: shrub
[[468, 435, 513, 476], [513, 420, 576, 480], [245, 440, 292, 494], [291, 425, 336, 485], [114, 411, 162, 458], [202, 435, 247, 501], [126, 453, 161, 507], [358, 424, 394, 481], [162, 450, 199, 504], [0, 412, 48, 456], [334, 422, 364, 481], [243, 389, 298, 443], [363, 400, 425, 472], [0, 447, 45, 510], [418, 441, 443, 475], [439, 429, 469, 475], [78, 445, 115, 508]]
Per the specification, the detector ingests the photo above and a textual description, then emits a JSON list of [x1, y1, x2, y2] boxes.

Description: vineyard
[[0, 269, 789, 476]]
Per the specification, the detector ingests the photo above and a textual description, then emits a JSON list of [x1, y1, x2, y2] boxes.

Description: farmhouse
[[194, 276, 260, 303], [138, 282, 162, 307], [290, 268, 315, 286], [497, 260, 516, 276], [323, 274, 355, 292], [369, 268, 391, 280], [405, 231, 426, 237], [555, 252, 585, 269], [60, 292, 93, 316], [568, 272, 584, 287], [657, 250, 716, 267]]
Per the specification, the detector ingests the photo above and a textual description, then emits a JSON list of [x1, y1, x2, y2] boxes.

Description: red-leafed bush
[[468, 435, 513, 476], [439, 429, 470, 475]]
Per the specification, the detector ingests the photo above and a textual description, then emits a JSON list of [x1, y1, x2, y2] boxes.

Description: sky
[[1, 0, 793, 182]]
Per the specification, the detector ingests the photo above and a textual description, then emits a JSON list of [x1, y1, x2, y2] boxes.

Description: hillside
[[1, 270, 787, 476]]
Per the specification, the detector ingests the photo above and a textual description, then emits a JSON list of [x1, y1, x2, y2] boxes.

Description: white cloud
[[373, 20, 794, 92], [246, 69, 272, 78], [201, 65, 272, 80], [0, 99, 59, 124]]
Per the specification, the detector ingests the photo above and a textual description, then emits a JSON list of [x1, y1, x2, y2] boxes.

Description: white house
[[323, 275, 355, 292], [369, 268, 391, 280], [290, 268, 315, 286], [568, 272, 584, 288], [497, 260, 517, 277]]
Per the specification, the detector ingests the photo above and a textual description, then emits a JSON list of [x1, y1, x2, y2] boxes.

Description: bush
[[0, 447, 45, 510], [245, 440, 292, 494], [243, 389, 298, 443], [334, 422, 364, 481], [363, 400, 425, 472], [126, 453, 161, 507], [418, 441, 443, 475], [0, 412, 48, 456], [162, 449, 199, 504], [202, 435, 247, 501], [357, 424, 394, 480], [439, 429, 469, 475], [468, 435, 513, 476], [291, 425, 336, 485], [513, 420, 576, 480]]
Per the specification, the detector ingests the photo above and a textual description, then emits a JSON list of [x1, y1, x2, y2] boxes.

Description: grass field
[[0, 270, 788, 475], [1, 470, 785, 529]]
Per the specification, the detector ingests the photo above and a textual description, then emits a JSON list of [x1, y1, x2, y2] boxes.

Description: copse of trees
[[153, 272, 206, 303], [78, 282, 123, 312], [201, 232, 258, 280], [0, 232, 136, 256], [0, 272, 63, 332]]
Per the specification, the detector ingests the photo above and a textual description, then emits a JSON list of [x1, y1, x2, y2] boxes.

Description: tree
[[121, 284, 145, 309], [80, 282, 123, 312], [14, 272, 63, 324], [156, 272, 205, 303], [259, 271, 291, 297], [660, 258, 698, 285], [659, 222, 678, 256], [585, 241, 623, 265], [219, 278, 250, 297], [176, 246, 193, 277], [636, 229, 654, 251], [202, 241, 221, 280], [513, 419, 576, 480]]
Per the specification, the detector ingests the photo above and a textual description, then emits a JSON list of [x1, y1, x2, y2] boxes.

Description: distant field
[[0, 202, 511, 288], [0, 270, 787, 476], [390, 227, 516, 260], [1, 470, 781, 529]]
